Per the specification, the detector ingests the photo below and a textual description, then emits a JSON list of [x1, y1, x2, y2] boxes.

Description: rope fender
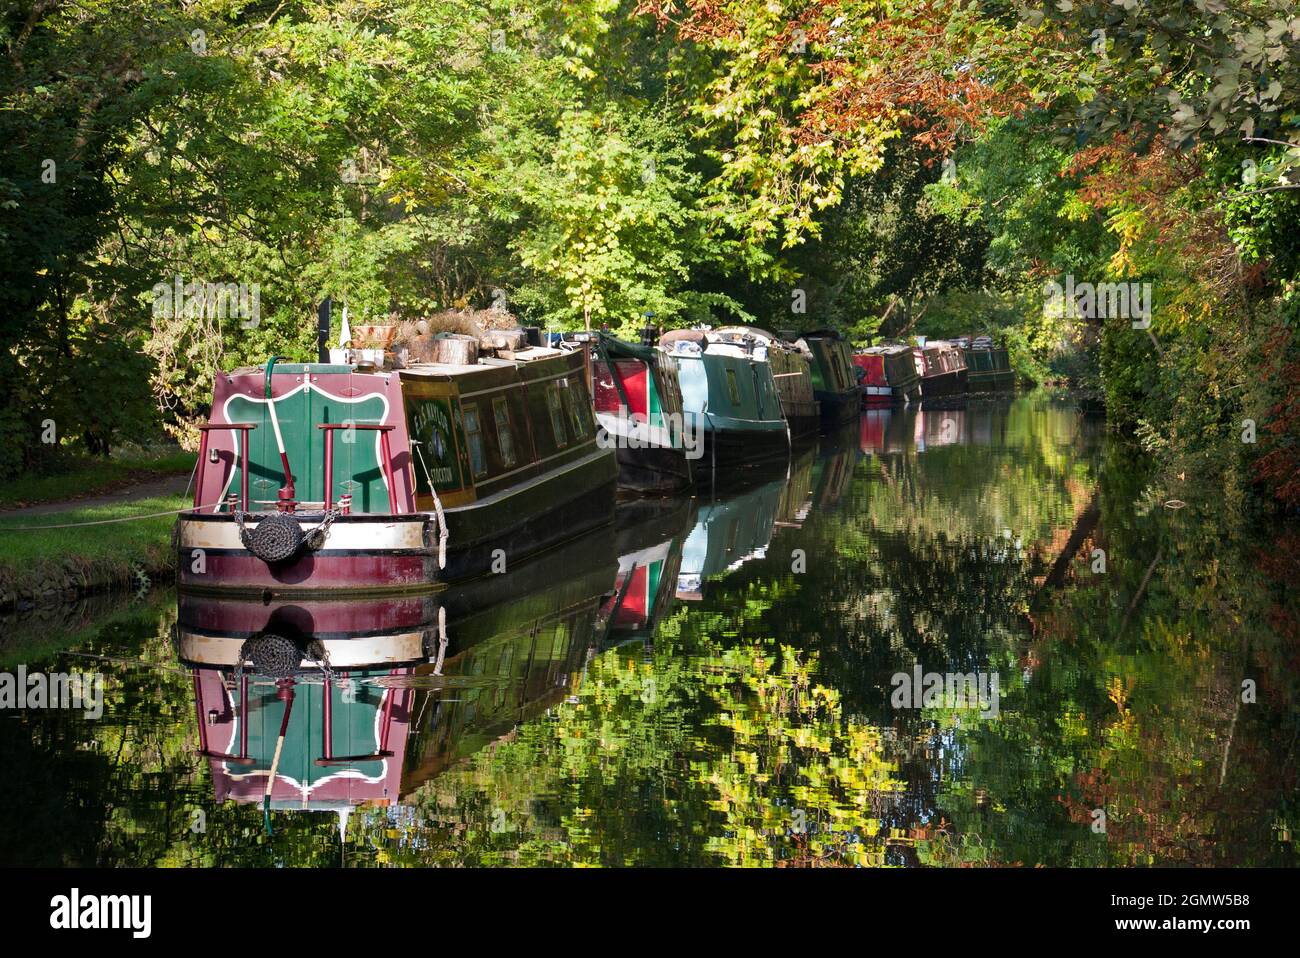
[[234, 510, 339, 564]]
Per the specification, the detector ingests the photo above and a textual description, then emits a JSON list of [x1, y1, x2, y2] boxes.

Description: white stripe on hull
[[177, 631, 425, 667], [177, 515, 428, 551]]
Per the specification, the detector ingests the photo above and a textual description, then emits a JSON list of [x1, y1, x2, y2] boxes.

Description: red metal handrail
[[195, 423, 258, 511], [317, 423, 398, 514], [192, 669, 253, 765]]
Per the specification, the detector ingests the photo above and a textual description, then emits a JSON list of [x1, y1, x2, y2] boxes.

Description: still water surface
[[2, 395, 1297, 866]]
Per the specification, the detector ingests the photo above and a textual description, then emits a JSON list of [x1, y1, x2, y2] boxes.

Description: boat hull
[[920, 368, 968, 401], [614, 443, 694, 494], [698, 423, 791, 473], [816, 389, 862, 427], [783, 406, 821, 442], [176, 449, 617, 596]]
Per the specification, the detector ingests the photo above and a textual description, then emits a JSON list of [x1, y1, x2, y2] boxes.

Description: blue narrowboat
[[661, 328, 791, 473]]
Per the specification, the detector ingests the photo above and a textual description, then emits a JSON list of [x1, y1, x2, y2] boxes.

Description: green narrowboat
[[714, 326, 819, 440], [958, 336, 1015, 392], [796, 330, 862, 427]]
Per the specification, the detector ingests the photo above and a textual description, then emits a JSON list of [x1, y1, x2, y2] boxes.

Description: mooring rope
[[410, 439, 449, 569], [0, 501, 227, 531]]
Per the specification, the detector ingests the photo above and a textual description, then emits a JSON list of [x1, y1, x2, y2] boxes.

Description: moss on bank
[[0, 496, 182, 610]]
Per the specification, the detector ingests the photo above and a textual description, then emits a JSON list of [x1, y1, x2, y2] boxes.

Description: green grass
[[0, 495, 184, 606], [4, 449, 196, 509]]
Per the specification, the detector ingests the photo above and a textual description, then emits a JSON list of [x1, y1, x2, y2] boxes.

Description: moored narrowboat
[[852, 351, 894, 407], [714, 326, 819, 440], [661, 328, 791, 474], [917, 340, 969, 404], [176, 344, 617, 597], [855, 345, 922, 405], [590, 331, 695, 494], [957, 335, 1015, 392], [797, 330, 861, 427]]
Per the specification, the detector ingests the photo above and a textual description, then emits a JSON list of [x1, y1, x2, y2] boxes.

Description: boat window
[[492, 396, 517, 468], [725, 367, 742, 404], [463, 403, 487, 478], [546, 383, 568, 446], [561, 377, 586, 437]]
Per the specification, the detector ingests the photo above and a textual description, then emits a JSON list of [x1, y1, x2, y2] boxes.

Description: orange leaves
[[637, 0, 1032, 168]]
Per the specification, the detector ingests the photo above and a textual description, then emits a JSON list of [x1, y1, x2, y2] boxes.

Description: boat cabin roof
[[396, 347, 570, 379]]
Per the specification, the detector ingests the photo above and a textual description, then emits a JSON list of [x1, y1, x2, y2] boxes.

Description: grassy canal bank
[[0, 495, 185, 612], [0, 450, 194, 512]]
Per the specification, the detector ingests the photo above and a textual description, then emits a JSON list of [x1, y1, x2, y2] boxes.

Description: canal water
[[2, 395, 1297, 867]]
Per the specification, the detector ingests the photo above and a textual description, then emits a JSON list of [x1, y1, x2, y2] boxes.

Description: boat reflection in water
[[174, 432, 865, 834], [674, 440, 853, 601], [858, 401, 1014, 458], [174, 497, 697, 831]]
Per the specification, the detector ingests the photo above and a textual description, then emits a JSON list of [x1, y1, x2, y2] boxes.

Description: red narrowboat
[[176, 345, 617, 598]]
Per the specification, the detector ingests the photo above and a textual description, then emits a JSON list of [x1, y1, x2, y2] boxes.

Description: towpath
[[0, 474, 191, 518]]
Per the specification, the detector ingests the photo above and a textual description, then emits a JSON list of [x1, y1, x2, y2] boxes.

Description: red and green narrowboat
[[176, 346, 617, 597], [589, 331, 695, 494]]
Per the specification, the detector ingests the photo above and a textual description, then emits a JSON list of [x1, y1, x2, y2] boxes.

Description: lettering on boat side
[[0, 666, 103, 719], [49, 889, 151, 938], [889, 666, 1000, 718]]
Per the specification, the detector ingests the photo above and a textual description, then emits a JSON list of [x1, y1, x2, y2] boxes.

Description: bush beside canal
[[0, 496, 182, 611]]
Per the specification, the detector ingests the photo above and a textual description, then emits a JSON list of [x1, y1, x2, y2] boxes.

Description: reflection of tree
[[6, 400, 1296, 867], [936, 437, 1300, 866]]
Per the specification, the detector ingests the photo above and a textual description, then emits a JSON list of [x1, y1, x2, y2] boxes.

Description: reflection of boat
[[178, 495, 699, 826], [190, 665, 412, 822], [797, 330, 861, 427], [176, 349, 616, 597], [662, 328, 791, 472], [812, 436, 856, 508], [177, 594, 437, 669], [920, 408, 969, 448], [400, 498, 695, 788], [774, 446, 816, 532], [590, 332, 695, 494], [675, 479, 784, 600], [602, 498, 694, 645], [860, 408, 891, 456]]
